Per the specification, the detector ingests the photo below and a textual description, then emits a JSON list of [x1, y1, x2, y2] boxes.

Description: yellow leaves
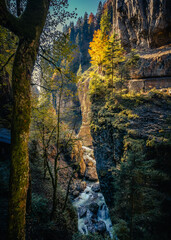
[[88, 29, 108, 68]]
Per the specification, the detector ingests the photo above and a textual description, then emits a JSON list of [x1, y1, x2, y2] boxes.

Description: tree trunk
[[8, 38, 39, 240], [51, 180, 58, 219]]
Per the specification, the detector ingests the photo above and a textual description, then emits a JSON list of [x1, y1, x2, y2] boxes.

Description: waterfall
[[72, 146, 114, 238]]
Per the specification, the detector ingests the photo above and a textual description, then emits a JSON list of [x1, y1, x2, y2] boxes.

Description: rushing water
[[73, 146, 114, 238]]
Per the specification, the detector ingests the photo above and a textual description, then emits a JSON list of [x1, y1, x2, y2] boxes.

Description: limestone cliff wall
[[129, 44, 171, 91], [77, 78, 93, 147], [112, 0, 171, 49]]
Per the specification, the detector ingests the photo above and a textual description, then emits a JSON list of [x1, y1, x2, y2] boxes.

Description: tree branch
[[0, 0, 50, 39], [31, 82, 52, 91], [39, 53, 61, 73], [0, 0, 20, 35], [0, 53, 15, 72], [16, 0, 21, 17]]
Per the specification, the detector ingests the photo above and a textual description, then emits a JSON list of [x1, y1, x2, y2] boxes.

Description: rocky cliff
[[129, 44, 171, 91], [112, 0, 171, 49], [77, 71, 93, 147], [77, 0, 171, 223]]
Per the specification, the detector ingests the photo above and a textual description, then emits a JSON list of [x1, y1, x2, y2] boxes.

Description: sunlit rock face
[[111, 0, 171, 91], [71, 140, 86, 177], [77, 78, 93, 147], [129, 45, 171, 91], [112, 0, 171, 49]]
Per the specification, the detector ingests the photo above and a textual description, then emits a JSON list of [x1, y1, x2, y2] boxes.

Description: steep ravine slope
[[77, 72, 171, 239]]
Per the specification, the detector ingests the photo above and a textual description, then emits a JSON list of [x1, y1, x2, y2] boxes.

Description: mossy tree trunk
[[0, 1, 50, 239], [8, 39, 39, 239]]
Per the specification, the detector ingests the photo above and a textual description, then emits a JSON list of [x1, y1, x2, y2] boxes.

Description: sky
[[67, 0, 106, 23]]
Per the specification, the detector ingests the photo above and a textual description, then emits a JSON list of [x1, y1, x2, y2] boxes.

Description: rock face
[[129, 45, 171, 91], [77, 77, 93, 147], [90, 91, 171, 209], [71, 140, 86, 177], [76, 0, 171, 220], [112, 0, 171, 49], [109, 0, 171, 91]]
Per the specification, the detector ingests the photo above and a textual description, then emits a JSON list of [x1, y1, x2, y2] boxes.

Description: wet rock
[[86, 209, 93, 219], [84, 155, 96, 167], [78, 206, 87, 218], [71, 140, 86, 177], [96, 221, 106, 233], [87, 224, 96, 234], [91, 217, 98, 223], [90, 193, 99, 201], [89, 202, 99, 214], [77, 181, 87, 192], [92, 183, 100, 192], [85, 167, 98, 181], [72, 190, 79, 197]]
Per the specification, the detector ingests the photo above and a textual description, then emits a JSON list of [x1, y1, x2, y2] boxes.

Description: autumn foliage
[[88, 29, 108, 71]]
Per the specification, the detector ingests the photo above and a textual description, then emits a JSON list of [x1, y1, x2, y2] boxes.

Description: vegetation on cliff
[[90, 88, 171, 240], [0, 0, 171, 240]]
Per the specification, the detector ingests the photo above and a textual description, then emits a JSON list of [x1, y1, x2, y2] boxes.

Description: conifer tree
[[96, 1, 103, 30], [100, 8, 111, 35], [112, 138, 166, 240], [82, 12, 89, 41], [104, 32, 125, 88]]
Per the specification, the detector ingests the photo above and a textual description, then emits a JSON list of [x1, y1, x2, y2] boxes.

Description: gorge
[[0, 0, 171, 240]]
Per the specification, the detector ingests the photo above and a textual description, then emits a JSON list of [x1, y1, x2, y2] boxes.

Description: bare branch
[[0, 52, 15, 72], [39, 53, 61, 73], [31, 82, 52, 91]]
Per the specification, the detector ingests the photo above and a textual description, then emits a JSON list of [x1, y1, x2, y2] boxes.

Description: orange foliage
[[88, 12, 95, 24]]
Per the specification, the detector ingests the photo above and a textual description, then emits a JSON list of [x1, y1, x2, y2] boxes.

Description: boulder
[[71, 140, 86, 177], [87, 224, 96, 234], [85, 167, 98, 181], [89, 202, 99, 214], [72, 190, 79, 197], [78, 206, 87, 218], [96, 221, 106, 233], [92, 183, 100, 192], [77, 181, 87, 192]]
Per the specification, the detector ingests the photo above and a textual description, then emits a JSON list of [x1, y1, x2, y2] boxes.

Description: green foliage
[[72, 232, 111, 240], [114, 220, 129, 240], [31, 193, 50, 222], [100, 8, 111, 35], [0, 26, 17, 78], [103, 33, 125, 88], [90, 87, 171, 240], [89, 70, 107, 97]]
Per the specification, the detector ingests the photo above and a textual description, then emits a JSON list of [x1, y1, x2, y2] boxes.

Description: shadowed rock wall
[[112, 0, 171, 49]]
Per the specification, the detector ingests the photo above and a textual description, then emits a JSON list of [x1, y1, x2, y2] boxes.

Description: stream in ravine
[[72, 146, 114, 238]]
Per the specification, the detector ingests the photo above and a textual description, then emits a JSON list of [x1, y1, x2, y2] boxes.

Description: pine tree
[[82, 12, 89, 41], [112, 138, 166, 240], [96, 1, 103, 30], [100, 8, 111, 35], [69, 22, 75, 43], [104, 32, 125, 88]]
